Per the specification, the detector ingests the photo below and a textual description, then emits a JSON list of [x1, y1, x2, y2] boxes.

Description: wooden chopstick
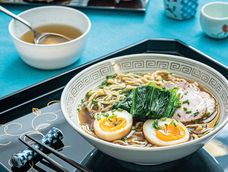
[[18, 138, 69, 172], [24, 134, 92, 172]]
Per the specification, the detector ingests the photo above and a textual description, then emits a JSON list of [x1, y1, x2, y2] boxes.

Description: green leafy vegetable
[[170, 120, 177, 127], [152, 119, 161, 129], [96, 113, 101, 120], [183, 107, 188, 111], [131, 86, 150, 119], [194, 111, 200, 116], [113, 85, 181, 120], [121, 137, 127, 141], [103, 113, 109, 117], [203, 112, 211, 117], [163, 88, 181, 117], [92, 99, 98, 106], [98, 74, 117, 88], [161, 117, 167, 121], [113, 91, 133, 112], [182, 100, 190, 104], [186, 110, 192, 114]]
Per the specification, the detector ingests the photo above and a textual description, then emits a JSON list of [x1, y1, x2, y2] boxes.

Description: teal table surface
[[0, 0, 228, 98]]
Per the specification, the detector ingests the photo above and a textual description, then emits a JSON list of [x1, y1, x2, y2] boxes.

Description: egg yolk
[[99, 117, 126, 132], [156, 123, 185, 141]]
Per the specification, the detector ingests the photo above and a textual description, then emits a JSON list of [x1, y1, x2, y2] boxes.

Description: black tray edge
[[176, 39, 227, 71], [0, 2, 148, 12]]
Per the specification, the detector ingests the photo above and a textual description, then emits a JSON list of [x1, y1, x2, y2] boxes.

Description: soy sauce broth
[[20, 24, 82, 44]]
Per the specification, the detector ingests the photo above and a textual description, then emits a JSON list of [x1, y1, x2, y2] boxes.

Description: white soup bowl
[[9, 6, 91, 70]]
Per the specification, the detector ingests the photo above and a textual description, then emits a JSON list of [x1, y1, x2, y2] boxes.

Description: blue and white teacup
[[200, 2, 228, 39], [163, 0, 198, 20]]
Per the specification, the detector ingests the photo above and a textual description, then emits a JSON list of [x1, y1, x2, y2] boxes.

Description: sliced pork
[[173, 83, 216, 123]]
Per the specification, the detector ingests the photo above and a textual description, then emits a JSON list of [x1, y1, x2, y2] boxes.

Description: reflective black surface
[[78, 149, 224, 172], [0, 0, 148, 11], [0, 103, 94, 172], [0, 163, 10, 172]]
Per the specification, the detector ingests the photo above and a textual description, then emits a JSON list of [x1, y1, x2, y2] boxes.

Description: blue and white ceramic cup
[[163, 0, 198, 20], [200, 2, 228, 39]]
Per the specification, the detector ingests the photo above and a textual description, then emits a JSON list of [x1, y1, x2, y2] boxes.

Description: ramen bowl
[[61, 54, 228, 164], [9, 6, 91, 70]]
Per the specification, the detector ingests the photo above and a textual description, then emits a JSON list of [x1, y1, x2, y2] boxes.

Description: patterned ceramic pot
[[163, 0, 198, 20], [61, 54, 228, 164]]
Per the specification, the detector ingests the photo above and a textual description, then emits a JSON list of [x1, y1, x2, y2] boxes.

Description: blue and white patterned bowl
[[163, 0, 198, 20], [61, 54, 228, 164]]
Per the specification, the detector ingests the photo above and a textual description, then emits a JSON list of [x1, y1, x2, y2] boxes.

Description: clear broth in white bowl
[[21, 24, 82, 44]]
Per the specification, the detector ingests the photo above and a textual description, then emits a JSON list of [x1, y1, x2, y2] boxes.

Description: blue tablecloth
[[0, 0, 227, 98]]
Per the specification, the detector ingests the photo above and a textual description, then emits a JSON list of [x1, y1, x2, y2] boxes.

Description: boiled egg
[[94, 110, 133, 141], [143, 118, 189, 146]]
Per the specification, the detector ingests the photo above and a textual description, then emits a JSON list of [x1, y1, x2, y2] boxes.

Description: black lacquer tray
[[0, 0, 149, 11], [77, 149, 224, 172], [0, 39, 227, 172]]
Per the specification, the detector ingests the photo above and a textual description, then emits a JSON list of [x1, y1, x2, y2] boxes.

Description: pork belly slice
[[199, 91, 216, 114], [173, 84, 215, 123]]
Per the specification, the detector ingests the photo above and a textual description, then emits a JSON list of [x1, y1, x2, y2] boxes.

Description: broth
[[79, 108, 94, 125], [20, 24, 82, 44]]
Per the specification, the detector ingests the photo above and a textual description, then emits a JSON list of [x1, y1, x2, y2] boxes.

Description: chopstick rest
[[10, 127, 63, 168], [20, 134, 93, 172], [19, 137, 69, 172]]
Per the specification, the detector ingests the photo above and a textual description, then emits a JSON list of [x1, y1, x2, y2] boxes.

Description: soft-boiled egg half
[[143, 118, 189, 146], [94, 110, 133, 141]]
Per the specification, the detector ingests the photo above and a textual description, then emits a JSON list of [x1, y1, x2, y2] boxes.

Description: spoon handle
[[0, 6, 33, 31]]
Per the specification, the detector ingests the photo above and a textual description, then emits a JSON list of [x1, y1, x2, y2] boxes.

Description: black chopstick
[[24, 134, 92, 172], [18, 138, 69, 172], [0, 162, 10, 172]]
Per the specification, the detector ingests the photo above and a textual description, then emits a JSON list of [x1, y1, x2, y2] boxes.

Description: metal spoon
[[0, 6, 71, 44]]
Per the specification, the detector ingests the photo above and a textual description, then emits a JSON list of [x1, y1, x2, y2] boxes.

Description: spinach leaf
[[130, 86, 150, 119], [113, 91, 133, 112], [163, 88, 181, 118], [113, 85, 180, 120], [146, 87, 170, 119]]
